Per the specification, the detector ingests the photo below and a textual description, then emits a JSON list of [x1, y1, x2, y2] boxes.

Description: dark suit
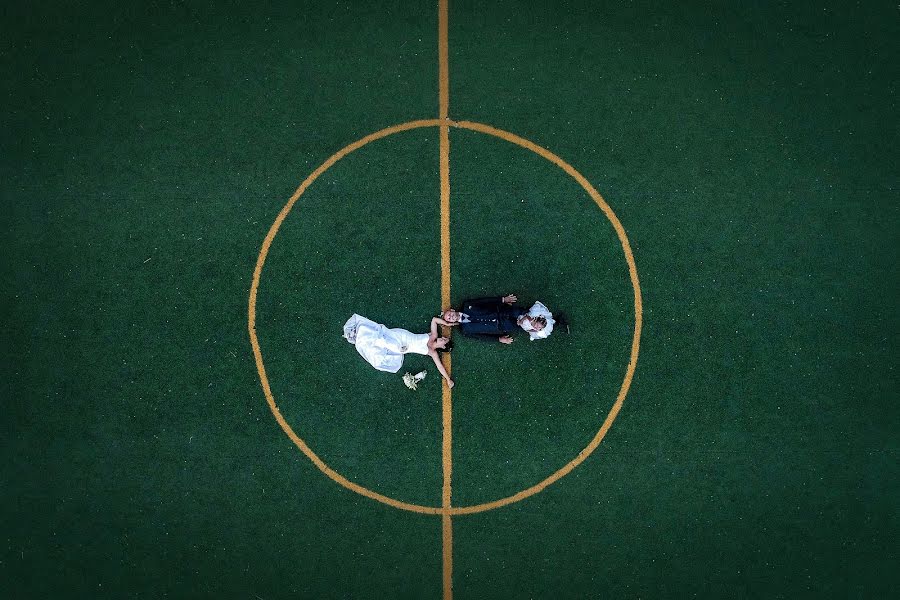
[[457, 297, 525, 337]]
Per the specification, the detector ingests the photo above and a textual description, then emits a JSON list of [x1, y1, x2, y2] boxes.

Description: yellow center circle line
[[248, 118, 642, 516]]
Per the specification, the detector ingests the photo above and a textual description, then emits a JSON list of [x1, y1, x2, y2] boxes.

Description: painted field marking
[[247, 118, 642, 515], [438, 1, 454, 597], [248, 3, 642, 599]]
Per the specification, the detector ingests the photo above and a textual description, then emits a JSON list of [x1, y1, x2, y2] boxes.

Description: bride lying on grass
[[343, 314, 456, 388]]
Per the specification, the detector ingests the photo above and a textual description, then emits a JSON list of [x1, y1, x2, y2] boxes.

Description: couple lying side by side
[[343, 295, 556, 387]]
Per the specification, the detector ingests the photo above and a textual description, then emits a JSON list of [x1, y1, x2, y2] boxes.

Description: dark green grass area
[[3, 0, 446, 597], [257, 128, 445, 507], [2, 0, 899, 598], [448, 128, 634, 506], [449, 0, 899, 597]]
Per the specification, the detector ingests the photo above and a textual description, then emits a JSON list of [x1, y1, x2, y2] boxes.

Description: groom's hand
[[502, 294, 517, 304], [499, 335, 514, 344]]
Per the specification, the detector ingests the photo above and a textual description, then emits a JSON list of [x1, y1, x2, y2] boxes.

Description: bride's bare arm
[[430, 317, 439, 338], [430, 316, 455, 338], [429, 351, 455, 388], [432, 316, 456, 328]]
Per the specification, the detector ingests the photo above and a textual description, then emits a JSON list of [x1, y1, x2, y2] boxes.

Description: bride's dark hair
[[436, 339, 454, 353]]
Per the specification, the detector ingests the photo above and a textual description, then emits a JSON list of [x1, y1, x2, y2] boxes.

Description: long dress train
[[343, 314, 429, 373]]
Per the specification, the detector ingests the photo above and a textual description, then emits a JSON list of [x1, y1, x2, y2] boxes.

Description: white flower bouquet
[[402, 371, 427, 390]]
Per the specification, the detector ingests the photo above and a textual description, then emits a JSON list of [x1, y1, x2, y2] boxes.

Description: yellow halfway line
[[438, 1, 454, 599]]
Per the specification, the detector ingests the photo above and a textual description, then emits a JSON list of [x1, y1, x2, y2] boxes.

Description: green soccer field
[[3, 1, 898, 598]]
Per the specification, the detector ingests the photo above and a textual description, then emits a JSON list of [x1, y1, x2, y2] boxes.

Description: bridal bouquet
[[402, 371, 427, 390]]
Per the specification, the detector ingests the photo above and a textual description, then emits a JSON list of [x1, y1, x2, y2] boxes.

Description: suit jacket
[[457, 297, 525, 337]]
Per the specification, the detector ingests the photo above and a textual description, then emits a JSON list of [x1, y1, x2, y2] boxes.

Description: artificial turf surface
[[2, 0, 898, 598]]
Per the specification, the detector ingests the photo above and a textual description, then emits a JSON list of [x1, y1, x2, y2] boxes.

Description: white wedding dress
[[343, 314, 430, 373]]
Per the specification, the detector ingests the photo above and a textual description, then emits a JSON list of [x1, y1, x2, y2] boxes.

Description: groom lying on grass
[[441, 294, 556, 344]]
